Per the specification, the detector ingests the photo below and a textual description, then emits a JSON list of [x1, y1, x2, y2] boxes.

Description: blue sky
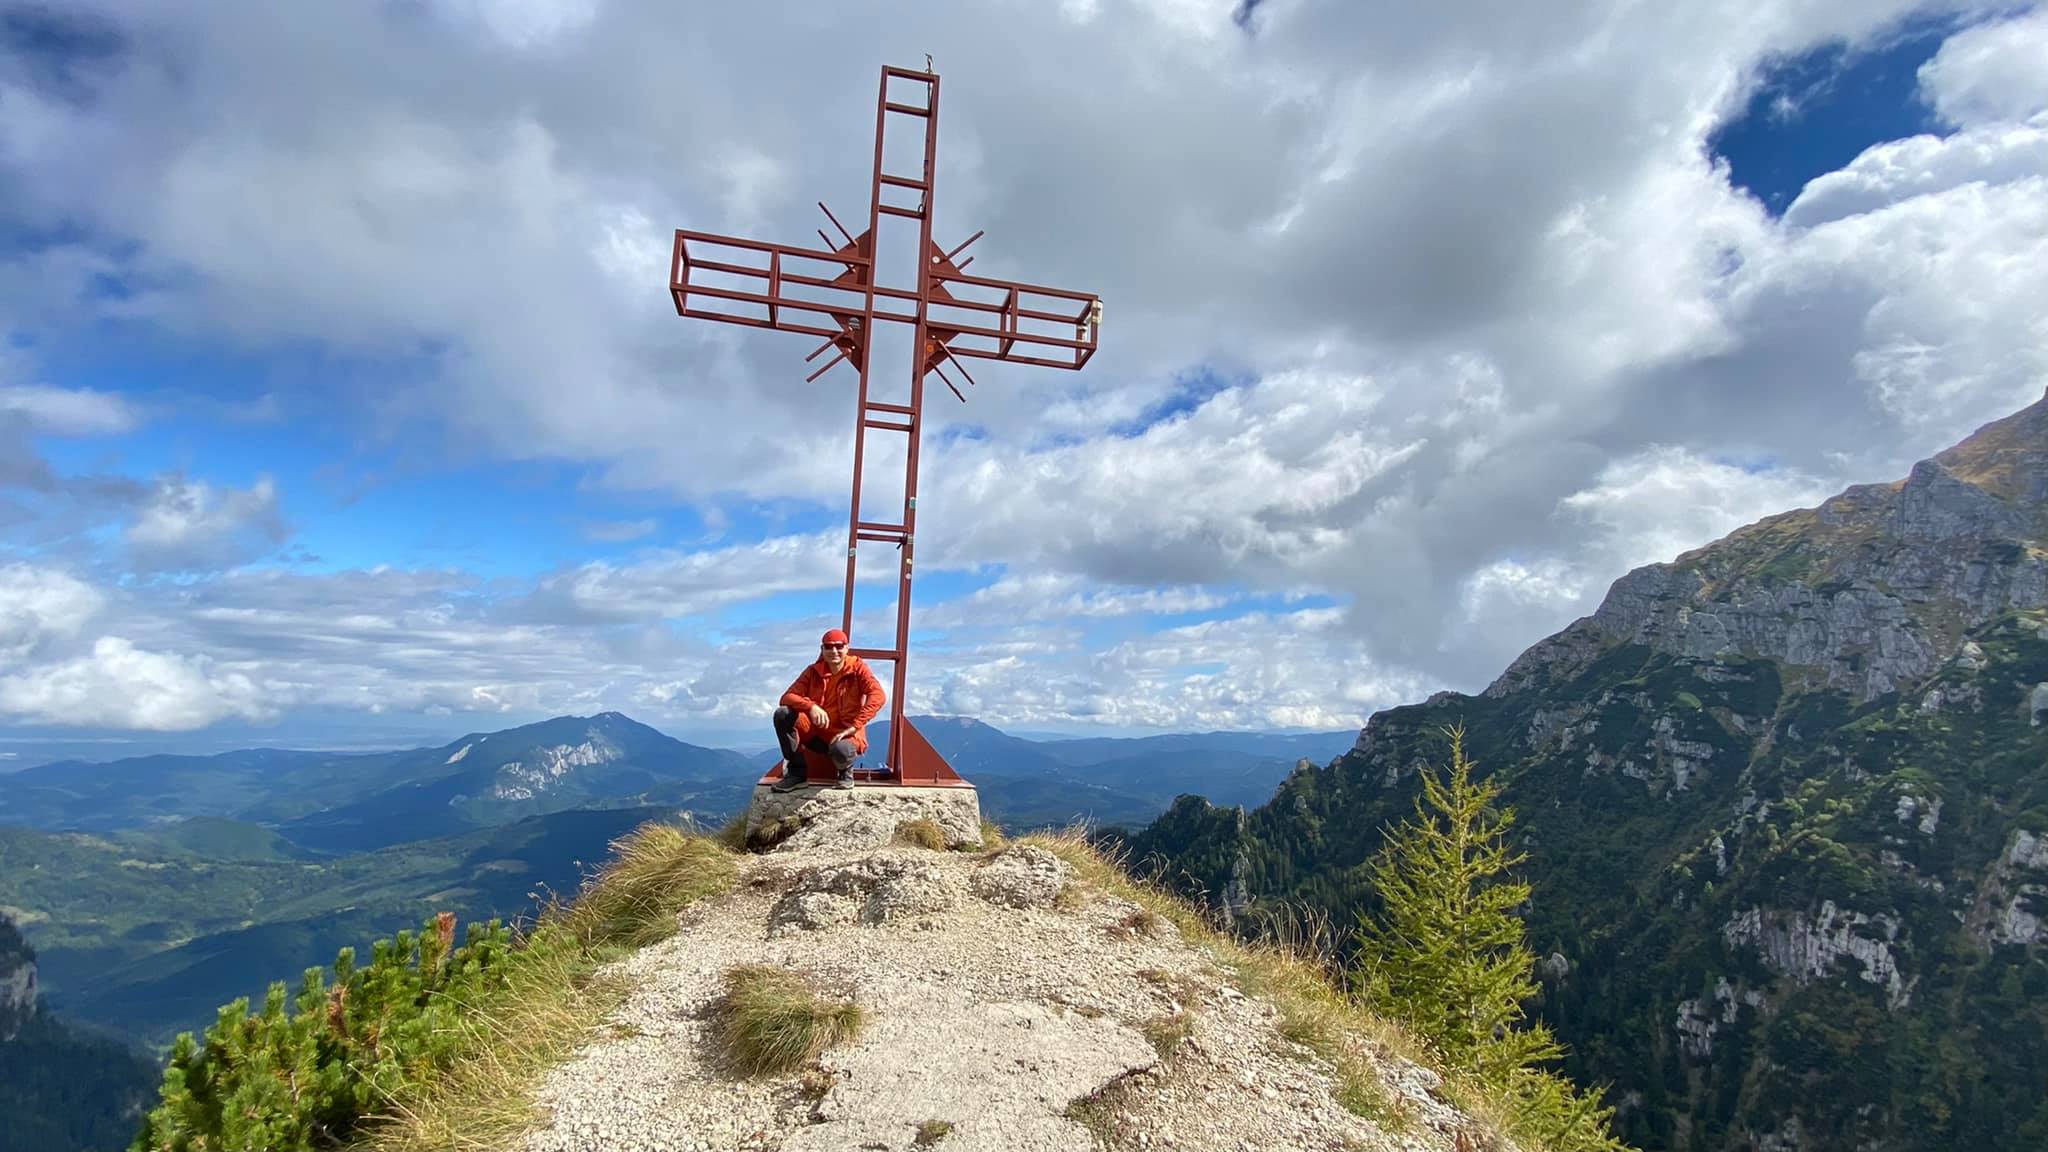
[[1709, 13, 1968, 214], [2, 1, 2045, 763]]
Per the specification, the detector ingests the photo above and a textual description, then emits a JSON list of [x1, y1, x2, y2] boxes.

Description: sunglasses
[[821, 642, 847, 650]]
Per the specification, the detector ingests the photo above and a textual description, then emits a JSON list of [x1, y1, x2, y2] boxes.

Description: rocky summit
[[516, 791, 1483, 1152], [1124, 389, 2048, 1152]]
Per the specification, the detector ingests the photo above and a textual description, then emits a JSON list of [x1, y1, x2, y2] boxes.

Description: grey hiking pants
[[773, 706, 857, 778]]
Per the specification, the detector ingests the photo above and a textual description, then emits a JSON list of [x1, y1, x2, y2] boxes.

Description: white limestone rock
[[768, 852, 959, 935], [1723, 901, 1912, 1009], [970, 846, 1073, 910], [493, 734, 623, 800], [1895, 794, 1942, 836]]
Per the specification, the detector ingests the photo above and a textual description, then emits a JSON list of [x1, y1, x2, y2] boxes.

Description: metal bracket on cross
[[669, 64, 1102, 786]]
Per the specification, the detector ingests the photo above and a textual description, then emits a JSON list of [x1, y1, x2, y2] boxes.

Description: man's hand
[[808, 704, 830, 728], [832, 728, 855, 744]]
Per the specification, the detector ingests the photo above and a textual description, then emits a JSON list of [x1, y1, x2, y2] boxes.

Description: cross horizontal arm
[[670, 229, 870, 343]]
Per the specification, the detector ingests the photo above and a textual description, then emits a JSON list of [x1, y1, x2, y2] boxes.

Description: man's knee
[[826, 739, 859, 768], [773, 706, 797, 728]]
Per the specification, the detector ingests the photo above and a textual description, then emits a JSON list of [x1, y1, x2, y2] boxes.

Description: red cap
[[821, 629, 849, 646]]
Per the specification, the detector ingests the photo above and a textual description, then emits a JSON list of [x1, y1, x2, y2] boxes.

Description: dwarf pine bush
[[131, 912, 519, 1152], [129, 822, 737, 1152]]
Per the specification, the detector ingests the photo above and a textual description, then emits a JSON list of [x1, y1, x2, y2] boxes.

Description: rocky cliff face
[[1127, 390, 2048, 1152], [0, 912, 36, 1043], [1491, 391, 2048, 704]]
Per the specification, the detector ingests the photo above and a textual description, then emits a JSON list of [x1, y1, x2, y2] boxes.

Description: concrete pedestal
[[743, 782, 985, 853]]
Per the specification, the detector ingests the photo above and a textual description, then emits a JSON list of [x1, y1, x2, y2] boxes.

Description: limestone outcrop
[[1488, 391, 2048, 703]]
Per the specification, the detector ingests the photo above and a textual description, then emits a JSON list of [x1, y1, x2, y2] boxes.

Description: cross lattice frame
[[669, 64, 1101, 785]]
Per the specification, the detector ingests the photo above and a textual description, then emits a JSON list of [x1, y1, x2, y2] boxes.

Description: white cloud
[[1918, 7, 2048, 127], [0, 636, 273, 730], [0, 564, 105, 663], [126, 475, 290, 571], [1784, 121, 2048, 228], [0, 384, 139, 435], [920, 572, 1231, 626], [520, 532, 887, 623], [1, 1, 2045, 736], [1559, 447, 1838, 575], [436, 0, 603, 50], [920, 605, 1425, 732]]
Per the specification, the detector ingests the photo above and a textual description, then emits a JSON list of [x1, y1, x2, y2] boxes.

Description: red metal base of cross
[[671, 64, 1100, 787]]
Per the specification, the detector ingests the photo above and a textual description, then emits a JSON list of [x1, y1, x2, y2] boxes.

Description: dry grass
[[565, 822, 738, 951], [892, 817, 947, 850], [973, 818, 1008, 852], [361, 821, 739, 1152], [1139, 1008, 1196, 1060], [1052, 882, 1087, 912], [1110, 907, 1169, 940], [714, 809, 750, 852], [913, 1118, 955, 1146], [1020, 828, 1455, 1138], [1062, 1082, 1128, 1149], [1135, 967, 1209, 1007], [709, 965, 865, 1077]]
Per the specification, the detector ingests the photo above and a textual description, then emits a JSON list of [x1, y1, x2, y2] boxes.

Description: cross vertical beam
[[670, 64, 1102, 785]]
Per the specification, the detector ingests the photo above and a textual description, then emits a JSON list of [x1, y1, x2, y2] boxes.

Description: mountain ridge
[[1125, 388, 2048, 1151]]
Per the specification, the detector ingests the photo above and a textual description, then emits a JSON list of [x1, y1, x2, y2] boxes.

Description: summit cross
[[669, 64, 1103, 786]]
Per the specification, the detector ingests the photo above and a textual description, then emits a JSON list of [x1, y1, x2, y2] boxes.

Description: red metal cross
[[669, 64, 1102, 787]]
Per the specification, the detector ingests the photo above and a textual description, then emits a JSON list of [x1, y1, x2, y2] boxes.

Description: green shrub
[[129, 821, 737, 1152], [131, 912, 516, 1151]]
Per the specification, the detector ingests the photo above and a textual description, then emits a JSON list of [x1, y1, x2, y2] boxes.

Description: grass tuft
[[913, 1118, 955, 1146], [892, 817, 947, 850], [972, 818, 1008, 852], [1111, 907, 1169, 940], [1052, 882, 1087, 912], [714, 810, 750, 852], [361, 821, 738, 1152], [1062, 1084, 1126, 1149], [1139, 1009, 1195, 1060], [563, 822, 737, 951], [709, 965, 865, 1077]]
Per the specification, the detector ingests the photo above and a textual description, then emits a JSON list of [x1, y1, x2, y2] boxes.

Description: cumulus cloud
[[0, 563, 105, 663], [1917, 6, 2048, 127], [0, 1, 2045, 737], [1558, 448, 1839, 574], [0, 636, 272, 730]]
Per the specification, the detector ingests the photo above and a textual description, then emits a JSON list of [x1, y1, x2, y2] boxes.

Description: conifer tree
[[1350, 725, 1629, 1151]]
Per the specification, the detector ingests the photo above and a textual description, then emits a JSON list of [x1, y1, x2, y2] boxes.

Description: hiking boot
[[831, 769, 856, 791], [771, 766, 808, 793]]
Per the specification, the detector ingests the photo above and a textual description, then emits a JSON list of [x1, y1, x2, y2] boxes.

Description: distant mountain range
[[0, 713, 1350, 1058], [2, 712, 757, 853]]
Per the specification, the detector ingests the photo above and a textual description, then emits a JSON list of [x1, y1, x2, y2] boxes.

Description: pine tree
[[1350, 725, 1630, 1152]]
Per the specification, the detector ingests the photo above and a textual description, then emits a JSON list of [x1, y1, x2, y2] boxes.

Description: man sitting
[[771, 628, 886, 792]]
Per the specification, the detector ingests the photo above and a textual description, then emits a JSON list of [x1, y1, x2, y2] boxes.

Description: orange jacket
[[780, 655, 887, 754]]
